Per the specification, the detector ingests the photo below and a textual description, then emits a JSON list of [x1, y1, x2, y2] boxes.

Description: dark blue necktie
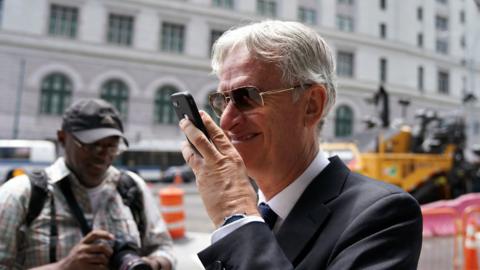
[[258, 202, 278, 230]]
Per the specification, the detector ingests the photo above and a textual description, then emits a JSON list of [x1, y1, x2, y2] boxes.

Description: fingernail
[[179, 118, 186, 126]]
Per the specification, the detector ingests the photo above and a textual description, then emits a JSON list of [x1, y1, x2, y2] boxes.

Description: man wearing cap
[[0, 99, 175, 270]]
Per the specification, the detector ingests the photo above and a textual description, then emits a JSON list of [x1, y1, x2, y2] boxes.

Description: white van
[[0, 140, 57, 183]]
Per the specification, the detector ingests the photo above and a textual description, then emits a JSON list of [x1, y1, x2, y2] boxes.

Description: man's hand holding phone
[[171, 93, 259, 228]]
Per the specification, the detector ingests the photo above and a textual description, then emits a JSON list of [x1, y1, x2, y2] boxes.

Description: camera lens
[[173, 101, 179, 107], [110, 240, 152, 270]]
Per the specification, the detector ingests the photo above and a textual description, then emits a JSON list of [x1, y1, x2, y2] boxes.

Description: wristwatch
[[222, 213, 247, 226]]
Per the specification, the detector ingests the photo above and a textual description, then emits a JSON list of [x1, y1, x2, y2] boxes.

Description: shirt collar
[[258, 150, 330, 222]]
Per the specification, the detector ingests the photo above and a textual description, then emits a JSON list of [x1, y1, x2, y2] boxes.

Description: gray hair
[[211, 20, 337, 122]]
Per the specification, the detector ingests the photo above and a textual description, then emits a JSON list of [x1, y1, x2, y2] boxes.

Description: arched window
[[100, 79, 129, 119], [204, 90, 220, 124], [40, 73, 72, 115], [335, 105, 354, 137], [154, 85, 178, 124]]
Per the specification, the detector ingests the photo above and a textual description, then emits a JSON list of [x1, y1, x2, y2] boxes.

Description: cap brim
[[72, 128, 129, 146]]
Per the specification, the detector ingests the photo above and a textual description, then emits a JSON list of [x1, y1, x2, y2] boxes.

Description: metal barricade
[[419, 207, 462, 270]]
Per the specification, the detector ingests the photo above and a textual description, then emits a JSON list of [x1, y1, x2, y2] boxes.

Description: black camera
[[110, 239, 153, 270]]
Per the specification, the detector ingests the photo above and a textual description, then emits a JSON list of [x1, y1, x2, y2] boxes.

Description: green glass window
[[298, 7, 317, 25], [48, 4, 78, 38], [0, 0, 4, 27], [161, 22, 185, 53], [438, 70, 449, 94], [336, 14, 354, 32], [210, 29, 224, 56], [40, 73, 72, 115], [335, 105, 354, 137], [100, 79, 129, 119], [257, 0, 277, 17], [154, 85, 178, 124], [107, 14, 134, 46], [212, 0, 234, 9], [337, 51, 354, 77]]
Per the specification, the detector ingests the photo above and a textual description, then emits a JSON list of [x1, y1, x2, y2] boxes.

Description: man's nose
[[220, 101, 243, 130]]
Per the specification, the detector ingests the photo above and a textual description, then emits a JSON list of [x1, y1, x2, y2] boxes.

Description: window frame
[[257, 0, 277, 17], [48, 4, 79, 38], [100, 79, 130, 119], [437, 70, 450, 95], [336, 51, 354, 78], [106, 13, 134, 46], [154, 85, 178, 124], [160, 21, 186, 53], [335, 105, 354, 137], [39, 73, 73, 115]]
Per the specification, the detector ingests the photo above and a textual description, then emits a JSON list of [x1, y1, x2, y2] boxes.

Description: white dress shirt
[[212, 151, 330, 243]]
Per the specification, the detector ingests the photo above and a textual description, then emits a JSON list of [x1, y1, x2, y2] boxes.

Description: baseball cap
[[62, 99, 129, 147]]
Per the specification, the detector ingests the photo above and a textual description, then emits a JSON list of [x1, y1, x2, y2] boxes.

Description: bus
[[114, 139, 188, 182], [0, 140, 57, 184]]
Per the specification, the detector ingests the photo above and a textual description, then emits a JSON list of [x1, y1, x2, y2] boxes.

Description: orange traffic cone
[[464, 219, 479, 270], [173, 170, 183, 185]]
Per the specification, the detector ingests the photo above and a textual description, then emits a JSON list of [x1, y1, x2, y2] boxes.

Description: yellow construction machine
[[322, 87, 479, 204]]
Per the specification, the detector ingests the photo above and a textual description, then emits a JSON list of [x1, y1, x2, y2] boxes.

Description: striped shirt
[[0, 158, 176, 269]]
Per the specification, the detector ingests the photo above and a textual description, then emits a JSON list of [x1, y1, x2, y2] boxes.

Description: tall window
[[100, 79, 129, 119], [257, 0, 277, 17], [298, 7, 317, 25], [436, 0, 447, 4], [435, 16, 448, 31], [417, 7, 423, 21], [436, 38, 449, 54], [335, 105, 354, 137], [417, 33, 423, 48], [336, 51, 354, 77], [337, 0, 354, 4], [437, 70, 449, 94], [460, 10, 465, 24], [40, 73, 72, 115], [107, 14, 134, 46], [210, 29, 224, 56], [417, 66, 424, 92], [154, 85, 178, 124], [379, 23, 387, 39], [380, 58, 387, 83], [380, 0, 387, 10], [161, 22, 185, 53], [48, 4, 78, 38], [212, 0, 234, 9], [0, 0, 3, 27], [336, 15, 354, 32]]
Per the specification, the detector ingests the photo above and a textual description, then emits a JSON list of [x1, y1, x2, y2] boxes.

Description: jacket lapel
[[275, 156, 350, 264]]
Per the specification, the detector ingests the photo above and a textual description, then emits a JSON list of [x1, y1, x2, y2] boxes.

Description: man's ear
[[57, 130, 66, 147], [304, 84, 326, 127]]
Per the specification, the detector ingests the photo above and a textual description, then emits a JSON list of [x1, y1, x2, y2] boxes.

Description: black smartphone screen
[[171, 92, 211, 144]]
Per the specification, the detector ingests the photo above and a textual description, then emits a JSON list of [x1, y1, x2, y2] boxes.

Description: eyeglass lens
[[210, 87, 264, 116]]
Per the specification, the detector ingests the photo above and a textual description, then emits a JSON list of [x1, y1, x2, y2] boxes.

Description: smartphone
[[171, 92, 211, 150]]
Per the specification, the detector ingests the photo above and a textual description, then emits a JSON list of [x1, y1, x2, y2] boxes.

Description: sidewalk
[[173, 232, 211, 270]]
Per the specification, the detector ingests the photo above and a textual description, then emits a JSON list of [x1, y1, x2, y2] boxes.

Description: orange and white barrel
[[159, 186, 185, 239]]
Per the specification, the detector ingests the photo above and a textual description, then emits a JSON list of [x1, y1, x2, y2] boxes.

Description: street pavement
[[172, 232, 210, 270], [149, 182, 212, 270]]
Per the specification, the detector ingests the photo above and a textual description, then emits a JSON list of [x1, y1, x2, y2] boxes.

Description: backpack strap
[[26, 170, 49, 226], [26, 170, 58, 263], [117, 171, 147, 243]]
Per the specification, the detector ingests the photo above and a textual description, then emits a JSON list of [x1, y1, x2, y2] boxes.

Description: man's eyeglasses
[[208, 85, 308, 118], [72, 136, 123, 156]]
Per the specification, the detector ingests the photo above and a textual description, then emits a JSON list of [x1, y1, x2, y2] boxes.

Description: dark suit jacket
[[198, 156, 423, 270]]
